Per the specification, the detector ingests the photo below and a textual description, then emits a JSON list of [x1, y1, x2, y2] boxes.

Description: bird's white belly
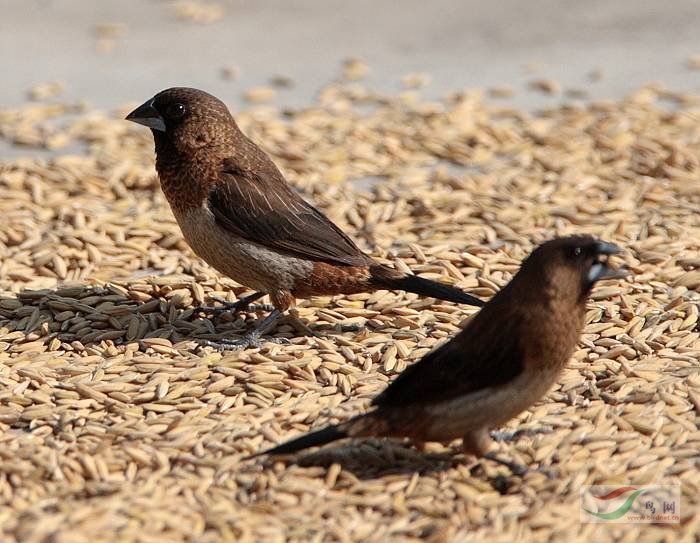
[[424, 367, 561, 439], [172, 206, 313, 292]]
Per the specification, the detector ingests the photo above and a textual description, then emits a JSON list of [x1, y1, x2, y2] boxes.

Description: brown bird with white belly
[[252, 236, 627, 472], [126, 87, 484, 349]]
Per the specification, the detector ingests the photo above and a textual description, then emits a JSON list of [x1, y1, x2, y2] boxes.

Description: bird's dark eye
[[567, 246, 584, 260], [167, 103, 186, 118]]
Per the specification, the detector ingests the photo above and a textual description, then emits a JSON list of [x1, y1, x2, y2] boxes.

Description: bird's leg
[[477, 428, 557, 478], [196, 291, 273, 316], [483, 452, 557, 479], [200, 308, 288, 350], [463, 429, 530, 477], [490, 426, 554, 442], [483, 451, 529, 476], [287, 308, 319, 337]]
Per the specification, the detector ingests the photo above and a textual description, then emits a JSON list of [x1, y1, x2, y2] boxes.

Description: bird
[[252, 236, 628, 472], [125, 87, 484, 349]]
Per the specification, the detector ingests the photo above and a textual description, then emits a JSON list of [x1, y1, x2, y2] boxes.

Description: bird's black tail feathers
[[250, 424, 347, 458], [370, 267, 484, 307]]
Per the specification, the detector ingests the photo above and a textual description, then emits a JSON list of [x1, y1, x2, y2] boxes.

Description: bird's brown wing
[[208, 159, 371, 266], [372, 306, 524, 407]]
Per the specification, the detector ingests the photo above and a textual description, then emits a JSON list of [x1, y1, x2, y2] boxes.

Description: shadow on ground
[[0, 284, 380, 352], [256, 439, 536, 493]]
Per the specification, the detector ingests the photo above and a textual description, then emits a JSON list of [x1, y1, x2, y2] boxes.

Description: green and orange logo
[[580, 485, 680, 524], [583, 487, 646, 520]]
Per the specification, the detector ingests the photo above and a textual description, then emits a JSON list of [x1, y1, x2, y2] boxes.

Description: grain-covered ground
[[0, 79, 699, 542]]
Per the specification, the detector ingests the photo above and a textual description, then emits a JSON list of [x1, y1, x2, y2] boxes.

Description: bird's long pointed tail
[[248, 424, 347, 458], [370, 266, 484, 307]]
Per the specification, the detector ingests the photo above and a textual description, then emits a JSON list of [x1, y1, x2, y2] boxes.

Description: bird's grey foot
[[245, 303, 276, 313], [483, 452, 555, 478], [195, 292, 267, 316], [336, 323, 363, 333], [490, 426, 554, 442], [484, 452, 528, 476], [200, 308, 285, 350], [201, 335, 290, 351], [535, 465, 557, 479], [287, 310, 318, 337]]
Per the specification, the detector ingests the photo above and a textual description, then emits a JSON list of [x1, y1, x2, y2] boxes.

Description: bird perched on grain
[[253, 236, 627, 471], [126, 87, 484, 349]]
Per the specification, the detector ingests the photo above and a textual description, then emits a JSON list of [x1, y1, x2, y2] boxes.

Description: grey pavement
[[1, 0, 699, 113]]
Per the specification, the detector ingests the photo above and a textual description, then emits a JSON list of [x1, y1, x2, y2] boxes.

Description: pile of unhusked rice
[[0, 78, 698, 542]]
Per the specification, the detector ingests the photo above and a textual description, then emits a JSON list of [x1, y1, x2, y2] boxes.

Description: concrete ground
[[2, 0, 700, 114]]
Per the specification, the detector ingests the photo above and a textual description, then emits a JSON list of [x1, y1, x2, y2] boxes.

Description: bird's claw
[[482, 452, 556, 479], [200, 336, 290, 351], [246, 303, 276, 313], [195, 299, 247, 316], [503, 460, 528, 477], [194, 300, 255, 315], [195, 293, 273, 316], [490, 426, 554, 442], [214, 337, 261, 351], [536, 465, 558, 479], [484, 452, 528, 476], [195, 305, 233, 316]]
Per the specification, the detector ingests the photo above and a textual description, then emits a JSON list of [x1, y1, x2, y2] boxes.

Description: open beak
[[588, 241, 629, 282], [125, 99, 166, 132]]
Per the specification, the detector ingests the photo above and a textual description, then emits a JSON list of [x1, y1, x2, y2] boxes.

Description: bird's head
[[126, 87, 237, 153], [522, 236, 628, 303]]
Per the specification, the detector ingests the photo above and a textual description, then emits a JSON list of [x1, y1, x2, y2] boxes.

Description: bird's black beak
[[588, 241, 628, 282], [594, 241, 621, 256], [125, 99, 166, 132]]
